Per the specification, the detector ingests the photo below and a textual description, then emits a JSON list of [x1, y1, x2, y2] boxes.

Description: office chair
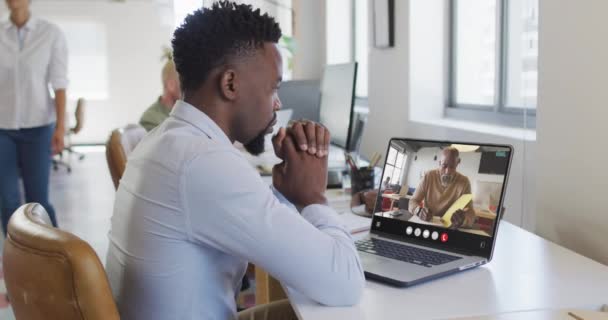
[[2, 203, 120, 320], [105, 124, 146, 189], [53, 98, 86, 173]]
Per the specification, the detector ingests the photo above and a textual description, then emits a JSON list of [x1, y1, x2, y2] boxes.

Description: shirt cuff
[[300, 204, 347, 232], [50, 78, 69, 90], [270, 186, 297, 212]]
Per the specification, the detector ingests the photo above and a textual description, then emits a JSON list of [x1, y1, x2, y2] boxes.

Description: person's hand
[[272, 134, 328, 209], [280, 120, 329, 158], [450, 209, 467, 229], [362, 190, 378, 214], [417, 207, 433, 222], [51, 127, 65, 155], [352, 190, 379, 214]]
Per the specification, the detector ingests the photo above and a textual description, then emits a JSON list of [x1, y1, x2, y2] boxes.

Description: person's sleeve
[[48, 27, 69, 90], [409, 172, 427, 212], [270, 185, 297, 212], [182, 149, 365, 306], [462, 178, 476, 228], [139, 110, 155, 132]]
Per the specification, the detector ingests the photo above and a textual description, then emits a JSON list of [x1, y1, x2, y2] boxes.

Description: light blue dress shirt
[[105, 100, 364, 320]]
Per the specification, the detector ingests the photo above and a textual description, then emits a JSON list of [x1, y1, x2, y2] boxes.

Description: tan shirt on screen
[[409, 169, 475, 227]]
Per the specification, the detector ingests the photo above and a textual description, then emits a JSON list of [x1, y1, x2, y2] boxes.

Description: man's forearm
[[464, 205, 476, 228], [408, 198, 421, 212]]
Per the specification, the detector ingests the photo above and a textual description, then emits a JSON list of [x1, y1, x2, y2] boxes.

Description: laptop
[[356, 138, 513, 287]]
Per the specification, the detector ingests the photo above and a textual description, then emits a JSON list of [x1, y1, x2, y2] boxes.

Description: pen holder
[[351, 167, 375, 195]]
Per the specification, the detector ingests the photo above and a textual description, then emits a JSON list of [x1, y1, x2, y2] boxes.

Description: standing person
[[0, 0, 68, 233]]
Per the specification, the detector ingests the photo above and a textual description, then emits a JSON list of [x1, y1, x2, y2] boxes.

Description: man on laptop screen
[[357, 139, 512, 287], [373, 141, 508, 238], [408, 147, 475, 229]]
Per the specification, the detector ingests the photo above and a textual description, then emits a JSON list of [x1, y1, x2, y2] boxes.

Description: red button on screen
[[440, 233, 449, 243]]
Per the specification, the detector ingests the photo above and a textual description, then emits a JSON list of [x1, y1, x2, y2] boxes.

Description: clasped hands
[[271, 120, 330, 209]]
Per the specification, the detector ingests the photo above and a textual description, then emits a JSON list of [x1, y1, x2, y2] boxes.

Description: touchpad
[[360, 253, 392, 267]]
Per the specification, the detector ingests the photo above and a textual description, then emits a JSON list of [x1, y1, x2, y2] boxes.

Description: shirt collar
[[170, 100, 232, 146], [2, 17, 12, 31], [22, 16, 38, 31], [2, 15, 38, 31]]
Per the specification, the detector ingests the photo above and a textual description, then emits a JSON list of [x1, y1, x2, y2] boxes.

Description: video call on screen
[[374, 140, 510, 239]]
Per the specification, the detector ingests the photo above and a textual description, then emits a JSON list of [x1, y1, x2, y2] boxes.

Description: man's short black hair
[[172, 1, 282, 93]]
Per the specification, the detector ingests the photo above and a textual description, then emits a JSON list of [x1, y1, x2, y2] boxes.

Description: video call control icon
[[423, 230, 430, 239], [431, 231, 439, 240], [414, 228, 422, 237], [406, 226, 413, 235]]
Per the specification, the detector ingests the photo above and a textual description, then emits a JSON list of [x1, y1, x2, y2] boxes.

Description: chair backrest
[[2, 203, 119, 320], [105, 124, 146, 189], [72, 98, 86, 134]]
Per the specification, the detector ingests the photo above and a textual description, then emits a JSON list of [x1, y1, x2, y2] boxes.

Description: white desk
[[286, 220, 608, 319]]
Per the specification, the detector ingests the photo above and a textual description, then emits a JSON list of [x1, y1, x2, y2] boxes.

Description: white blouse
[[0, 16, 68, 129]]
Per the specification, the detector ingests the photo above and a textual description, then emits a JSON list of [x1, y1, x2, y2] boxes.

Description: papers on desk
[[339, 210, 371, 234], [408, 213, 491, 237], [441, 194, 473, 228], [408, 214, 441, 226]]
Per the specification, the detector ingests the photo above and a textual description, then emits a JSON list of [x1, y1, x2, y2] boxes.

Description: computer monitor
[[318, 62, 358, 151]]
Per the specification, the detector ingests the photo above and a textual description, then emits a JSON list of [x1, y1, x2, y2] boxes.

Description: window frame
[[326, 0, 369, 103], [447, 0, 537, 129], [383, 147, 407, 184]]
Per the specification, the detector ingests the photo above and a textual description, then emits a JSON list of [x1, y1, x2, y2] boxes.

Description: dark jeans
[[0, 124, 57, 235]]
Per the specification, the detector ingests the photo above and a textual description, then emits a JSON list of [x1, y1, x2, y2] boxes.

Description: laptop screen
[[371, 138, 512, 258]]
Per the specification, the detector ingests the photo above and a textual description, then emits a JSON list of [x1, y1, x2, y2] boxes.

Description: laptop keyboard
[[356, 238, 462, 268]]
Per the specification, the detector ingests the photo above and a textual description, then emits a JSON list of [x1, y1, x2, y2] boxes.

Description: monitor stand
[[327, 169, 344, 189]]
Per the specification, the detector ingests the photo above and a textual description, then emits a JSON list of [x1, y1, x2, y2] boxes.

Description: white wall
[[406, 148, 503, 189], [292, 0, 325, 79], [3, 1, 174, 144], [358, 0, 535, 229], [536, 0, 608, 265]]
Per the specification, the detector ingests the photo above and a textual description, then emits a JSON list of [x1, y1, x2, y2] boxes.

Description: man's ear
[[219, 69, 238, 101]]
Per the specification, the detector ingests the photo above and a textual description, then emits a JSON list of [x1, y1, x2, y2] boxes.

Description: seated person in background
[[139, 49, 181, 131], [106, 3, 363, 320], [408, 147, 475, 229], [382, 176, 390, 190]]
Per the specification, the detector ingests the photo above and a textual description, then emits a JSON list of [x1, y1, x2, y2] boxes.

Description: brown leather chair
[[2, 203, 119, 320], [105, 125, 146, 189], [106, 129, 127, 189]]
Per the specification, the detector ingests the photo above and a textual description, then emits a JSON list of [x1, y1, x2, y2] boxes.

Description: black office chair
[[53, 98, 86, 173]]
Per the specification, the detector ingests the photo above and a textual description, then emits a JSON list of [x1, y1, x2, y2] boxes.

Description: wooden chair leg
[[254, 266, 287, 305]]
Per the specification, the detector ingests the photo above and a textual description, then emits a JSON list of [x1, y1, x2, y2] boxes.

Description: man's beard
[[244, 130, 266, 156], [244, 114, 277, 156], [440, 174, 454, 187]]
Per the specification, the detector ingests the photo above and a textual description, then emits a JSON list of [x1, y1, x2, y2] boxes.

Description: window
[[382, 147, 406, 185], [448, 0, 538, 128], [174, 0, 203, 27], [326, 0, 369, 98], [53, 20, 109, 100]]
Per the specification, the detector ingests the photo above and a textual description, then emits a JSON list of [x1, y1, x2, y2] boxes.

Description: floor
[[0, 147, 255, 318]]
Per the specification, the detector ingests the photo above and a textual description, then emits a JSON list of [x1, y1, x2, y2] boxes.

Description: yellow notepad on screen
[[441, 194, 473, 228]]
